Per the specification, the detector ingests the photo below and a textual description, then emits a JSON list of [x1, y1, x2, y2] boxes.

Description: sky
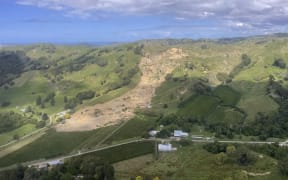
[[1, 0, 288, 43]]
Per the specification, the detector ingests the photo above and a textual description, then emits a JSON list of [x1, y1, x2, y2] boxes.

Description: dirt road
[[56, 48, 187, 131]]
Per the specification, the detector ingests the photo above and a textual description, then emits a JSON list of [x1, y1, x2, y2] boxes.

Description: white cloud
[[16, 0, 288, 33]]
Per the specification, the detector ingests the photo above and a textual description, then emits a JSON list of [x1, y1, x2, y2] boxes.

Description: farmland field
[[77, 141, 154, 164], [104, 117, 155, 144], [0, 130, 92, 167]]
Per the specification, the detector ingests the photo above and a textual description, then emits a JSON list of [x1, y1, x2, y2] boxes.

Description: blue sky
[[1, 0, 288, 43]]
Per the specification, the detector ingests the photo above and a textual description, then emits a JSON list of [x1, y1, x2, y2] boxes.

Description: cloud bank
[[16, 0, 288, 36]]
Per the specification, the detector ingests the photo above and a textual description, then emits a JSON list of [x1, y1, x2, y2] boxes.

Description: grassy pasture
[[231, 81, 279, 121], [213, 85, 241, 106], [178, 95, 220, 118], [207, 107, 245, 124], [238, 95, 279, 121], [0, 124, 36, 145], [0, 71, 51, 108], [0, 44, 141, 115]]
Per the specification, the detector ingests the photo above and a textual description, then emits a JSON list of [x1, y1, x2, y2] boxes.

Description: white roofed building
[[174, 130, 189, 137], [158, 143, 177, 152]]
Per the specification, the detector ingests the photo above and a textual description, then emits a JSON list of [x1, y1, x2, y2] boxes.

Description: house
[[158, 143, 177, 152], [174, 130, 189, 137]]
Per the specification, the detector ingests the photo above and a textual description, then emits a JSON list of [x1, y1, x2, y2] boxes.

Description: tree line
[[0, 155, 115, 180]]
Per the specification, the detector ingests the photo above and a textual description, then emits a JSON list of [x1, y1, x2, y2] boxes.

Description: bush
[[1, 101, 11, 107], [279, 155, 288, 176], [95, 59, 108, 67], [203, 142, 227, 154], [273, 58, 286, 69], [76, 90, 96, 101]]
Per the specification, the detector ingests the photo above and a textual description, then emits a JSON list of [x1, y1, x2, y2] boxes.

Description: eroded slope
[[56, 48, 187, 131]]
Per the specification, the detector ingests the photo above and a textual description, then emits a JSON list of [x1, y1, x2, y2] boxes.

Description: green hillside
[[3, 36, 288, 178], [149, 36, 288, 140]]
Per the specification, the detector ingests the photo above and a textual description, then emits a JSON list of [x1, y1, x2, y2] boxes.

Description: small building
[[57, 109, 71, 116], [47, 159, 64, 166], [174, 130, 189, 137], [149, 130, 159, 136], [32, 159, 64, 169], [158, 143, 177, 152], [191, 135, 204, 140]]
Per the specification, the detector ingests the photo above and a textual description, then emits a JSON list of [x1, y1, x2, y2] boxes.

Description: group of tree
[[108, 66, 139, 91], [0, 155, 115, 180], [203, 142, 256, 166], [133, 44, 144, 56], [240, 79, 288, 140], [159, 73, 288, 139], [272, 58, 286, 69], [0, 51, 29, 87], [64, 90, 96, 109], [1, 101, 11, 107], [35, 92, 56, 109], [155, 114, 198, 138], [0, 111, 32, 133], [229, 54, 251, 80], [249, 143, 288, 176], [50, 49, 108, 76]]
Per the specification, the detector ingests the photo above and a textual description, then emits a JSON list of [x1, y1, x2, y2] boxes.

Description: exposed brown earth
[[56, 48, 187, 131]]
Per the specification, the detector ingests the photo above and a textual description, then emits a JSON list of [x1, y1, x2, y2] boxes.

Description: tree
[[50, 98, 55, 106], [64, 114, 71, 119], [40, 102, 45, 109], [203, 142, 227, 154], [179, 139, 191, 146], [15, 164, 26, 180], [233, 170, 248, 180], [60, 173, 73, 180], [13, 134, 19, 140], [41, 113, 49, 121], [94, 166, 104, 180], [26, 106, 32, 113], [214, 152, 228, 165], [136, 176, 144, 180], [23, 167, 40, 180], [36, 121, 46, 128], [226, 145, 236, 155], [64, 96, 68, 103], [103, 164, 114, 180], [279, 155, 288, 176], [273, 58, 286, 69], [234, 148, 256, 166], [36, 96, 42, 106]]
